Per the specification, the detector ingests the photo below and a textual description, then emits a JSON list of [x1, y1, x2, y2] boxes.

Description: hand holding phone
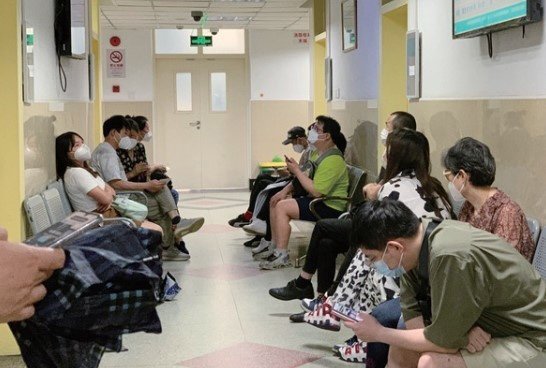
[[331, 302, 363, 323]]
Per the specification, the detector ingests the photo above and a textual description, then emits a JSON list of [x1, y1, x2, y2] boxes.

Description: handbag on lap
[[111, 196, 148, 222]]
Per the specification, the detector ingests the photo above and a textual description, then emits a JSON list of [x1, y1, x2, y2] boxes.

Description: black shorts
[[295, 196, 344, 222]]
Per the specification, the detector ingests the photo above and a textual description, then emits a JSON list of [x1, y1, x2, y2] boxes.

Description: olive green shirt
[[401, 220, 546, 350]]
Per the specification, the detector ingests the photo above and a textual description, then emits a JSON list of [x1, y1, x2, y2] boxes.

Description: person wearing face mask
[[257, 116, 349, 270], [228, 126, 312, 234], [442, 137, 535, 261], [127, 116, 179, 203], [377, 111, 417, 184], [55, 131, 162, 233], [117, 117, 149, 183], [91, 116, 202, 261], [362, 137, 536, 368], [346, 199, 546, 368]]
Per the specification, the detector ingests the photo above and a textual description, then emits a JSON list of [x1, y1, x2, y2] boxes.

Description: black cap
[[282, 126, 306, 145]]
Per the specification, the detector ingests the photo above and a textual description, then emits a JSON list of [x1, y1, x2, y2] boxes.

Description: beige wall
[[409, 99, 546, 224], [23, 102, 92, 199], [250, 100, 313, 177], [102, 101, 154, 162], [327, 101, 379, 175]]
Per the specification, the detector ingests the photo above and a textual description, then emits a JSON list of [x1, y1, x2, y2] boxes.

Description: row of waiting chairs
[[529, 218, 546, 279], [23, 180, 141, 236], [24, 181, 72, 235]]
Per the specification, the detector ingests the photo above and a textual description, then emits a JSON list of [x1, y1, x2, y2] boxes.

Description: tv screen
[[55, 0, 87, 58], [453, 0, 542, 38]]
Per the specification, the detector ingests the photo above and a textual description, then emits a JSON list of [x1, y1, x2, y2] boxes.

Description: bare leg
[[270, 202, 278, 244], [388, 346, 420, 368], [141, 220, 164, 235], [272, 199, 299, 250], [388, 316, 425, 368], [417, 352, 466, 368]]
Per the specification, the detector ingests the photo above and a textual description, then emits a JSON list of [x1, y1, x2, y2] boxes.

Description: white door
[[155, 58, 248, 190]]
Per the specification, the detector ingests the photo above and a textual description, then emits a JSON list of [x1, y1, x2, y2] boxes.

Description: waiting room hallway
[[0, 191, 352, 368]]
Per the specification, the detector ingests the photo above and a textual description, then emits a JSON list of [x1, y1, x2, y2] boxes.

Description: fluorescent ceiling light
[[207, 15, 253, 21]]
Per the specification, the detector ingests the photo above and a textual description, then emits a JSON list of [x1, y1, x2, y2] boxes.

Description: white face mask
[[293, 144, 304, 153], [308, 129, 326, 144], [119, 136, 137, 150], [74, 144, 92, 161], [448, 173, 466, 204], [380, 128, 389, 146], [142, 131, 152, 142]]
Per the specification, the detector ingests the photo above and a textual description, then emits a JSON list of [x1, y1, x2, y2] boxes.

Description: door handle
[[189, 121, 201, 130]]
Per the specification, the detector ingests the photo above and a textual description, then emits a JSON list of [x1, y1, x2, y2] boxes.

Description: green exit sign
[[190, 36, 213, 47]]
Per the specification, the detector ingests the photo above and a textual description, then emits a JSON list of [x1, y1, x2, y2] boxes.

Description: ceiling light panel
[[100, 0, 309, 30]]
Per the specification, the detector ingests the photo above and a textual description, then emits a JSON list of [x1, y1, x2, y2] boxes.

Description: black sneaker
[[175, 240, 190, 258], [269, 279, 314, 301], [244, 235, 262, 248], [289, 312, 306, 323], [228, 213, 251, 228]]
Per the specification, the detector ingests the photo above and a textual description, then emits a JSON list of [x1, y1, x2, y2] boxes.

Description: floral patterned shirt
[[116, 143, 148, 183], [458, 189, 536, 262]]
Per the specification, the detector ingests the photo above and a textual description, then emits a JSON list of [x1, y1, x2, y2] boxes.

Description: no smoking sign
[[110, 51, 123, 63], [107, 49, 126, 78]]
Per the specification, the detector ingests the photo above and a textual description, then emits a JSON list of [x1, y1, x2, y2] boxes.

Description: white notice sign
[[107, 49, 125, 78]]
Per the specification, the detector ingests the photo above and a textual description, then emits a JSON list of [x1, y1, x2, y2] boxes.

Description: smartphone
[[331, 302, 363, 322], [25, 211, 103, 248]]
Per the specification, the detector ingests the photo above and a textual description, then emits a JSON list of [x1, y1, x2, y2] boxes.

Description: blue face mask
[[372, 246, 406, 278]]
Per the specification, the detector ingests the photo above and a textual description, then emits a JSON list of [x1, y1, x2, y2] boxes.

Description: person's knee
[[417, 352, 445, 368], [388, 346, 419, 368], [277, 199, 299, 219]]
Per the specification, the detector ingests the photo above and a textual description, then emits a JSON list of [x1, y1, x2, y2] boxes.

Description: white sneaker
[[259, 251, 291, 270], [242, 219, 267, 236], [252, 239, 275, 260], [162, 247, 190, 261], [174, 217, 205, 238]]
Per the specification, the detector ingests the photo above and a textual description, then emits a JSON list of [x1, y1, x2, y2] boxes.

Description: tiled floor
[[0, 191, 354, 368]]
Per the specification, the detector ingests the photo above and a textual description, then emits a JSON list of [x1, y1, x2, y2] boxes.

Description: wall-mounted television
[[54, 0, 88, 59], [453, 0, 543, 38]]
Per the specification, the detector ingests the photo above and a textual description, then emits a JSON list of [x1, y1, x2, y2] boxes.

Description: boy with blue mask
[[347, 199, 546, 368]]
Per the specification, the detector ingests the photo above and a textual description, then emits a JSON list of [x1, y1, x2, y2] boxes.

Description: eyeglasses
[[310, 123, 324, 133], [443, 169, 453, 182]]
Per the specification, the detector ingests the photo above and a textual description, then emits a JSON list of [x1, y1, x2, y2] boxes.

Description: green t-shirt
[[313, 153, 349, 212], [401, 220, 546, 350]]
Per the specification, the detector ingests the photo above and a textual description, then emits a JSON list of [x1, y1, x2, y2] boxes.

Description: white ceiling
[[100, 0, 311, 31]]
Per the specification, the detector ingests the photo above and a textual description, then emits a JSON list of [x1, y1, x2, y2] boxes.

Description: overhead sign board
[[190, 36, 213, 47]]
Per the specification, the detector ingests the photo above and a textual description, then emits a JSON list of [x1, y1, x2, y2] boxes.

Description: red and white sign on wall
[[107, 49, 126, 78], [294, 32, 310, 44]]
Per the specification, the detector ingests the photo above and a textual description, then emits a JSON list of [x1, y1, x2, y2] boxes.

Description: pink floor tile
[[177, 342, 321, 368], [183, 264, 263, 281], [199, 224, 239, 234]]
